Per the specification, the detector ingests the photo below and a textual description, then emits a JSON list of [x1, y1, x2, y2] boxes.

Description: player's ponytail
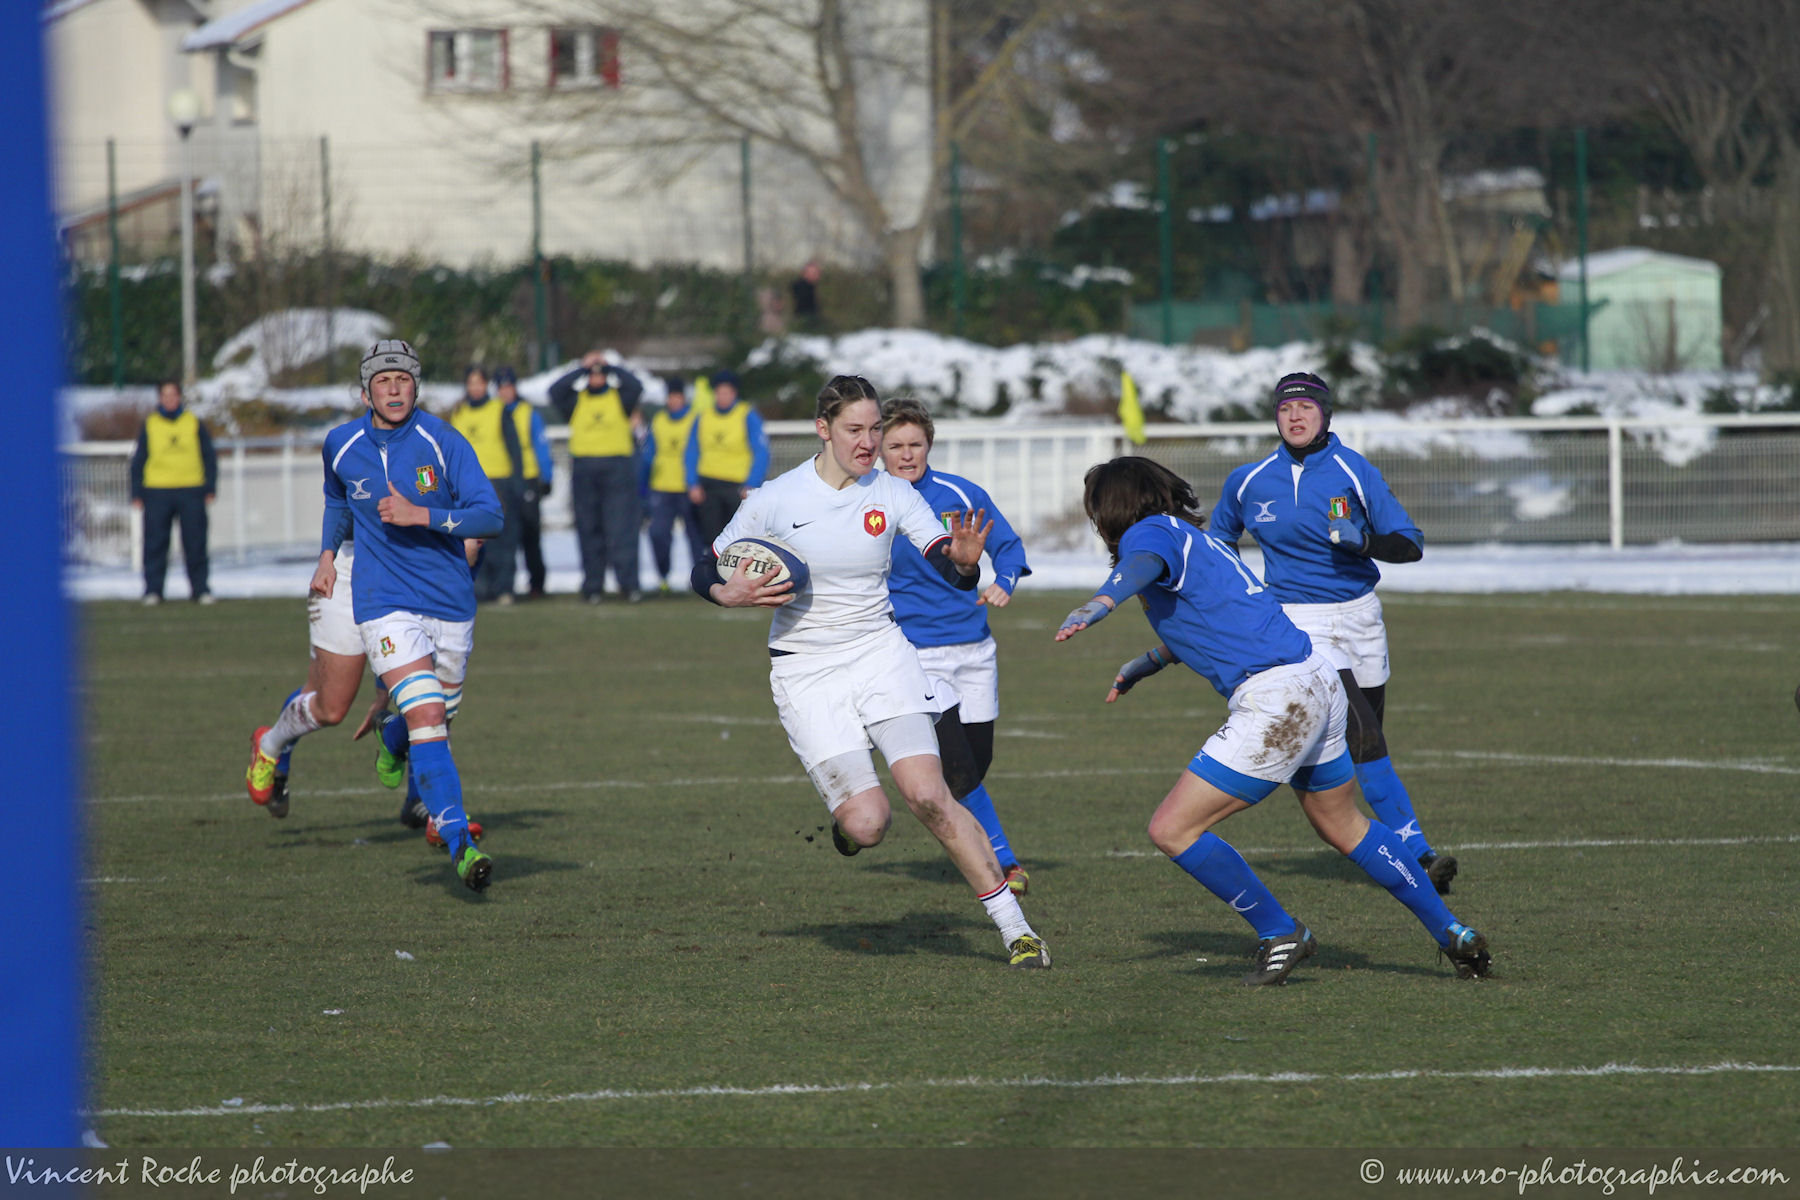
[[1082, 457, 1207, 563]]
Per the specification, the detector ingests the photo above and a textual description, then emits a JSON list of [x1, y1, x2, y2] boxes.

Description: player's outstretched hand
[[947, 508, 993, 568], [1107, 646, 1172, 704], [379, 481, 428, 527], [1055, 596, 1115, 641], [309, 552, 337, 599], [714, 554, 794, 608], [350, 693, 389, 741]]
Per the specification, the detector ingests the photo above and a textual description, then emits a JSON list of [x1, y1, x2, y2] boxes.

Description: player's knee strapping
[[441, 681, 463, 722], [391, 670, 449, 742]]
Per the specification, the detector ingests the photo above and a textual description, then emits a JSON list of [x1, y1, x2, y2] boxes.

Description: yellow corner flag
[[1119, 370, 1147, 445], [693, 373, 715, 411]]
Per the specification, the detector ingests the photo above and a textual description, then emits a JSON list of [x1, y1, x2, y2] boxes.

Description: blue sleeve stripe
[[330, 429, 365, 473], [1331, 453, 1369, 509], [1172, 531, 1194, 591], [935, 475, 975, 510], [418, 427, 450, 469], [1234, 453, 1280, 503]]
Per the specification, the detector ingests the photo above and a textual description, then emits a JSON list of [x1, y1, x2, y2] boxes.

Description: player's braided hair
[[1082, 456, 1208, 564], [879, 396, 935, 445], [815, 374, 880, 424]]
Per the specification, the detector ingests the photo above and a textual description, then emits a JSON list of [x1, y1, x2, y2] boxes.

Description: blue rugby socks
[[1346, 821, 1458, 946], [380, 709, 411, 762], [408, 738, 472, 858], [1355, 756, 1435, 859], [957, 784, 1016, 870], [1171, 832, 1295, 939]]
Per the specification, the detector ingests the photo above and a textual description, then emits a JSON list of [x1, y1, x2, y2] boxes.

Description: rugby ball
[[717, 536, 810, 593]]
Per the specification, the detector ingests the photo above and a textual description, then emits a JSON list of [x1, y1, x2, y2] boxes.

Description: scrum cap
[[361, 339, 422, 393], [1271, 371, 1332, 417]]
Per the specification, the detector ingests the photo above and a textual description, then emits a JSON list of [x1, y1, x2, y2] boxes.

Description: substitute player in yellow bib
[[551, 350, 646, 602], [130, 379, 216, 604]]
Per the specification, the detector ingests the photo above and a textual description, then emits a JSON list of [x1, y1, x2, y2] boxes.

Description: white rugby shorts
[[308, 547, 362, 658], [359, 610, 475, 687], [1198, 652, 1348, 784], [770, 624, 940, 772], [913, 635, 1000, 722], [1281, 590, 1390, 688]]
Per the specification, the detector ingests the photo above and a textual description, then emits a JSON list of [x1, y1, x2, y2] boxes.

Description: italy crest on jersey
[[863, 507, 887, 536], [1328, 496, 1350, 520], [415, 465, 439, 494], [939, 509, 961, 531]]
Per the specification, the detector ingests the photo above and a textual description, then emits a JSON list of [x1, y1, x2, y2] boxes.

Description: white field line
[[86, 747, 1800, 806], [91, 1061, 1800, 1120], [1105, 832, 1800, 858], [1412, 749, 1800, 775]]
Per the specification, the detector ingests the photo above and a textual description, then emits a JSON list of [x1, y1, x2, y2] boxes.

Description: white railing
[[61, 413, 1800, 566]]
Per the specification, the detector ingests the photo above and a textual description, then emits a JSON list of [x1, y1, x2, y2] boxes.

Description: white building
[[45, 0, 933, 272]]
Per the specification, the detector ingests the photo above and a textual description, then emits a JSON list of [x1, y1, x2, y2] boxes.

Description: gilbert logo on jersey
[[416, 465, 439, 494], [863, 507, 886, 536]]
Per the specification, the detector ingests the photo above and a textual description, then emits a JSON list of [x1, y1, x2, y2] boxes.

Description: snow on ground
[[66, 310, 1790, 444]]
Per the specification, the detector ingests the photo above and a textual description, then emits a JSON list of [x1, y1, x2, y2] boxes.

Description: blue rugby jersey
[[321, 408, 503, 624], [1113, 515, 1313, 697], [888, 468, 1030, 647], [1211, 434, 1422, 604]]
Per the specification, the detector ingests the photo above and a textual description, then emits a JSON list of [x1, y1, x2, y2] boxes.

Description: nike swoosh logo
[[792, 521, 813, 529], [1228, 890, 1255, 913]]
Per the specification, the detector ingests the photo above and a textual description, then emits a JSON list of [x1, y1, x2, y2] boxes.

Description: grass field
[[81, 589, 1800, 1149]]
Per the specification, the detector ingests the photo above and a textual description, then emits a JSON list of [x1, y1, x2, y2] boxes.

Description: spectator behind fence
[[130, 379, 216, 605], [449, 365, 525, 605], [790, 259, 823, 332], [551, 350, 646, 603], [641, 376, 706, 594], [686, 369, 770, 551], [496, 366, 552, 600]]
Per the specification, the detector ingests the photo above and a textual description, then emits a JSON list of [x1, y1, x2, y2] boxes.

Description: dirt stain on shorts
[[1258, 700, 1312, 763]]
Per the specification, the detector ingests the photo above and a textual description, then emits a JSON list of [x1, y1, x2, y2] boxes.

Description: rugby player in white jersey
[[691, 375, 1050, 969]]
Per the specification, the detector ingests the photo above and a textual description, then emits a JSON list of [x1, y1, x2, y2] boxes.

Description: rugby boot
[[454, 845, 492, 892], [1442, 922, 1492, 979], [373, 713, 406, 789], [1242, 923, 1316, 986], [266, 771, 290, 820], [1420, 852, 1459, 894], [1007, 934, 1051, 969], [830, 820, 861, 857], [245, 727, 278, 805], [425, 815, 484, 850]]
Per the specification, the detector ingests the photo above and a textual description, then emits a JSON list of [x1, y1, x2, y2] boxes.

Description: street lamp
[[167, 87, 200, 386]]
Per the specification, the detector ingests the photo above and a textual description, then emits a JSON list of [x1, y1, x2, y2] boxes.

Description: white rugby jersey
[[714, 457, 950, 654]]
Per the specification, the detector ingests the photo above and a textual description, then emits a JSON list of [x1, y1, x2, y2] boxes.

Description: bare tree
[[1074, 0, 1603, 328], [1627, 0, 1800, 372], [466, 0, 1077, 328]]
